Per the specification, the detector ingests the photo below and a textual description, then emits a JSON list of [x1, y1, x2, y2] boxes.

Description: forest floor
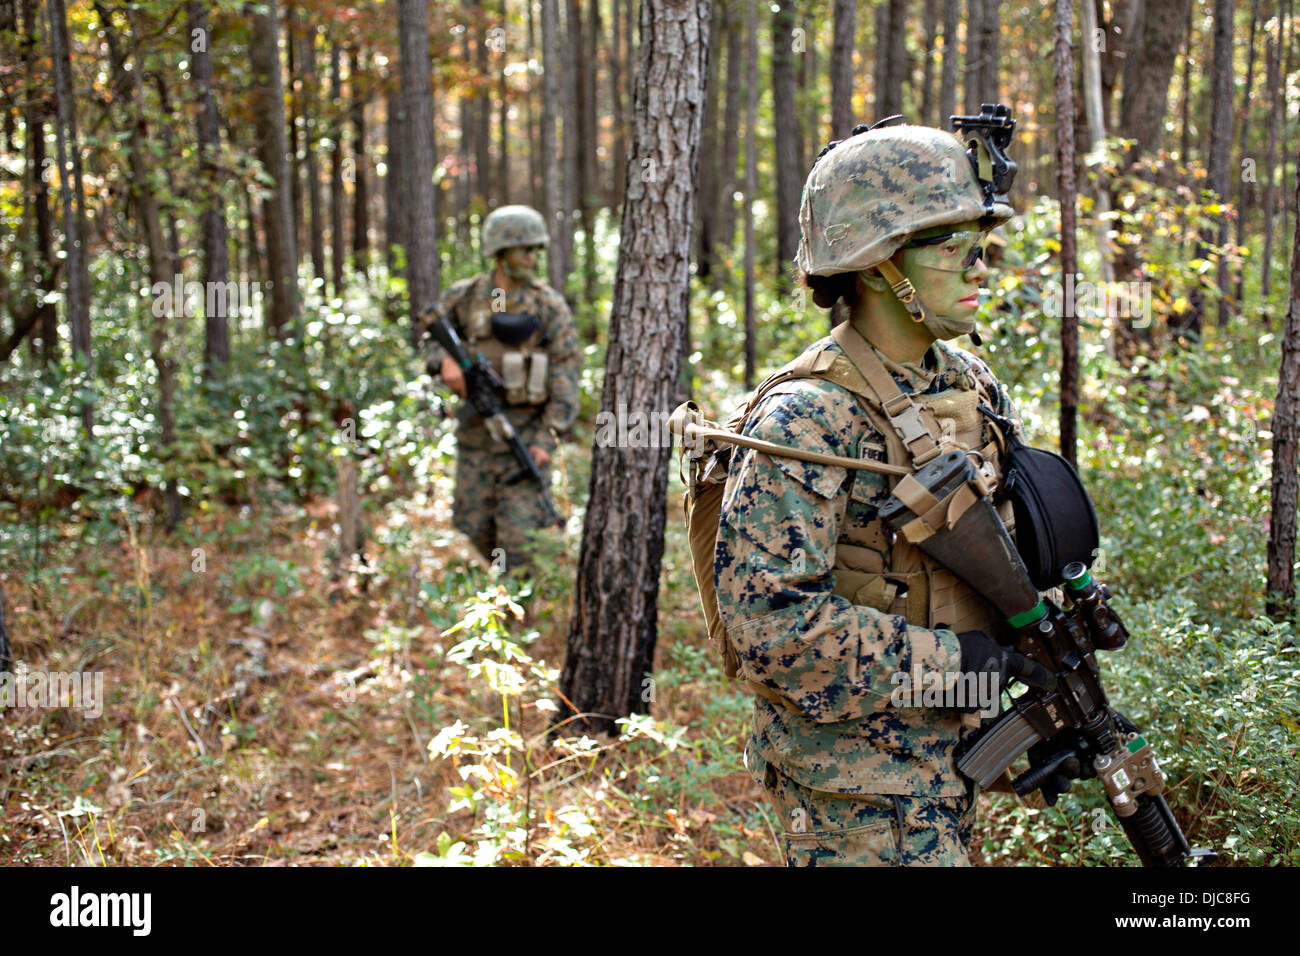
[[0, 453, 1086, 867]]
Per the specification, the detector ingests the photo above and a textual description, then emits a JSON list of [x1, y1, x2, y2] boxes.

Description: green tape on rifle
[[1006, 601, 1047, 629]]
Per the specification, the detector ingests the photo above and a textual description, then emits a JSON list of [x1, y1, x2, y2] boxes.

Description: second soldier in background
[[421, 205, 581, 573]]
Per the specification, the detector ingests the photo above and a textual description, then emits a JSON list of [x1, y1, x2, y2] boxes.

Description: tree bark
[[1261, 0, 1283, 301], [964, 0, 984, 115], [874, 0, 907, 119], [1079, 0, 1115, 306], [830, 0, 856, 138], [1054, 0, 1079, 468], [717, 5, 742, 262], [939, 0, 957, 126], [329, 44, 345, 295], [1235, 0, 1260, 305], [1266, 138, 1300, 617], [475, 0, 492, 207], [559, 0, 711, 736], [498, 1, 510, 206], [385, 81, 407, 279], [46, 0, 93, 434], [921, 0, 939, 125], [301, 25, 326, 285], [352, 48, 371, 275], [610, 0, 628, 211], [743, 0, 757, 386], [398, 0, 439, 343], [978, 0, 1000, 106], [1207, 0, 1236, 330], [541, 0, 567, 293], [695, 0, 723, 281], [22, 0, 57, 363], [771, 0, 802, 282], [250, 0, 299, 337], [190, 2, 231, 378]]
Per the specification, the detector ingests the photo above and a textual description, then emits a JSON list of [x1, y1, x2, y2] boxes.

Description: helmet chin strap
[[873, 259, 983, 347]]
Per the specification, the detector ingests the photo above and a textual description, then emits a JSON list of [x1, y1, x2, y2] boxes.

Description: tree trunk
[[559, 0, 710, 736], [964, 0, 984, 115], [498, 1, 510, 206], [385, 81, 407, 278], [1112, 0, 1191, 283], [921, 0, 939, 125], [743, 0, 757, 386], [939, 0, 957, 126], [1235, 0, 1260, 305], [22, 0, 57, 363], [874, 0, 907, 119], [287, 3, 303, 263], [1261, 0, 1283, 302], [190, 2, 231, 377], [717, 6, 742, 264], [978, 0, 1000, 105], [398, 0, 439, 343], [541, 0, 567, 293], [558, 0, 580, 301], [1180, 0, 1192, 163], [301, 26, 326, 285], [98, 2, 182, 526], [251, 0, 299, 337], [329, 45, 345, 295], [47, 0, 92, 434], [771, 0, 802, 282], [1207, 0, 1236, 330], [352, 48, 371, 276], [1054, 0, 1079, 468], [830, 0, 856, 138], [695, 0, 723, 281], [610, 0, 628, 211], [1266, 139, 1300, 617], [1079, 0, 1116, 316], [475, 0, 492, 207]]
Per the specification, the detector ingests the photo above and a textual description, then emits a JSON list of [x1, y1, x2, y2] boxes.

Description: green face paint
[[895, 220, 990, 338], [499, 245, 540, 282]]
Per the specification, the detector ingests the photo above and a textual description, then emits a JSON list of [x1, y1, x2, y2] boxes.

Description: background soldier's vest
[[455, 276, 550, 406], [736, 323, 1015, 641]]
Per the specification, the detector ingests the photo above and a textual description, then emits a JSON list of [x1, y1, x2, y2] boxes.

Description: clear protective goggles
[[901, 229, 991, 272]]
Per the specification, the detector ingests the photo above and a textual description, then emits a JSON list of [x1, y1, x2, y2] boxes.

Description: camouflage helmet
[[482, 205, 550, 258], [796, 125, 1014, 277]]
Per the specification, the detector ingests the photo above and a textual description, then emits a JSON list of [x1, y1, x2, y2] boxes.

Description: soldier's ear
[[858, 268, 890, 293]]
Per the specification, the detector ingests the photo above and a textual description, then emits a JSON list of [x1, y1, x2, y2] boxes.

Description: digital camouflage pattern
[[714, 333, 1024, 799], [422, 271, 580, 568], [760, 760, 976, 866], [796, 125, 1014, 278], [481, 205, 550, 258]]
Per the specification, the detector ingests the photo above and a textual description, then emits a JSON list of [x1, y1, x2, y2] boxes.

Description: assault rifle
[[878, 449, 1215, 867], [417, 306, 563, 529]]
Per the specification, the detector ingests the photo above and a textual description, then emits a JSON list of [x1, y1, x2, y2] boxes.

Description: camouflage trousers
[[763, 763, 977, 867], [452, 440, 554, 573]]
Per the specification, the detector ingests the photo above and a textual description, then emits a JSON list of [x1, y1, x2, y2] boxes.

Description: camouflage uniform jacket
[[422, 272, 581, 453], [715, 334, 1024, 798]]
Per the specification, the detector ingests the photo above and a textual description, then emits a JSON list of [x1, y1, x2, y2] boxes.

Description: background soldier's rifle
[[879, 449, 1215, 867], [418, 306, 564, 528]]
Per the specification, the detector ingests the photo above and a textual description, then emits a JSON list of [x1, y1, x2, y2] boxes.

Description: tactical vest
[[725, 323, 1016, 669], [454, 276, 551, 407]]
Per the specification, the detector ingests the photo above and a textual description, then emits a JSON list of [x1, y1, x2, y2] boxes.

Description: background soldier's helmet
[[482, 205, 550, 258], [796, 125, 1014, 277]]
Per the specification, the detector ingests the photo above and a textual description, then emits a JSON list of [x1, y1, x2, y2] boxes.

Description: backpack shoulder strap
[[830, 322, 948, 467]]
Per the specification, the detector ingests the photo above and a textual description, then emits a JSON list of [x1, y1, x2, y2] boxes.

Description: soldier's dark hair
[[800, 269, 859, 310]]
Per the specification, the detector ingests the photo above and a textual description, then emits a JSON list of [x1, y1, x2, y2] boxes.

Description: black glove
[[956, 629, 1054, 694]]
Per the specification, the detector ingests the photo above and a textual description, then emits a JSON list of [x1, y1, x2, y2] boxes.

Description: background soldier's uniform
[[423, 273, 580, 568], [715, 334, 1024, 866]]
